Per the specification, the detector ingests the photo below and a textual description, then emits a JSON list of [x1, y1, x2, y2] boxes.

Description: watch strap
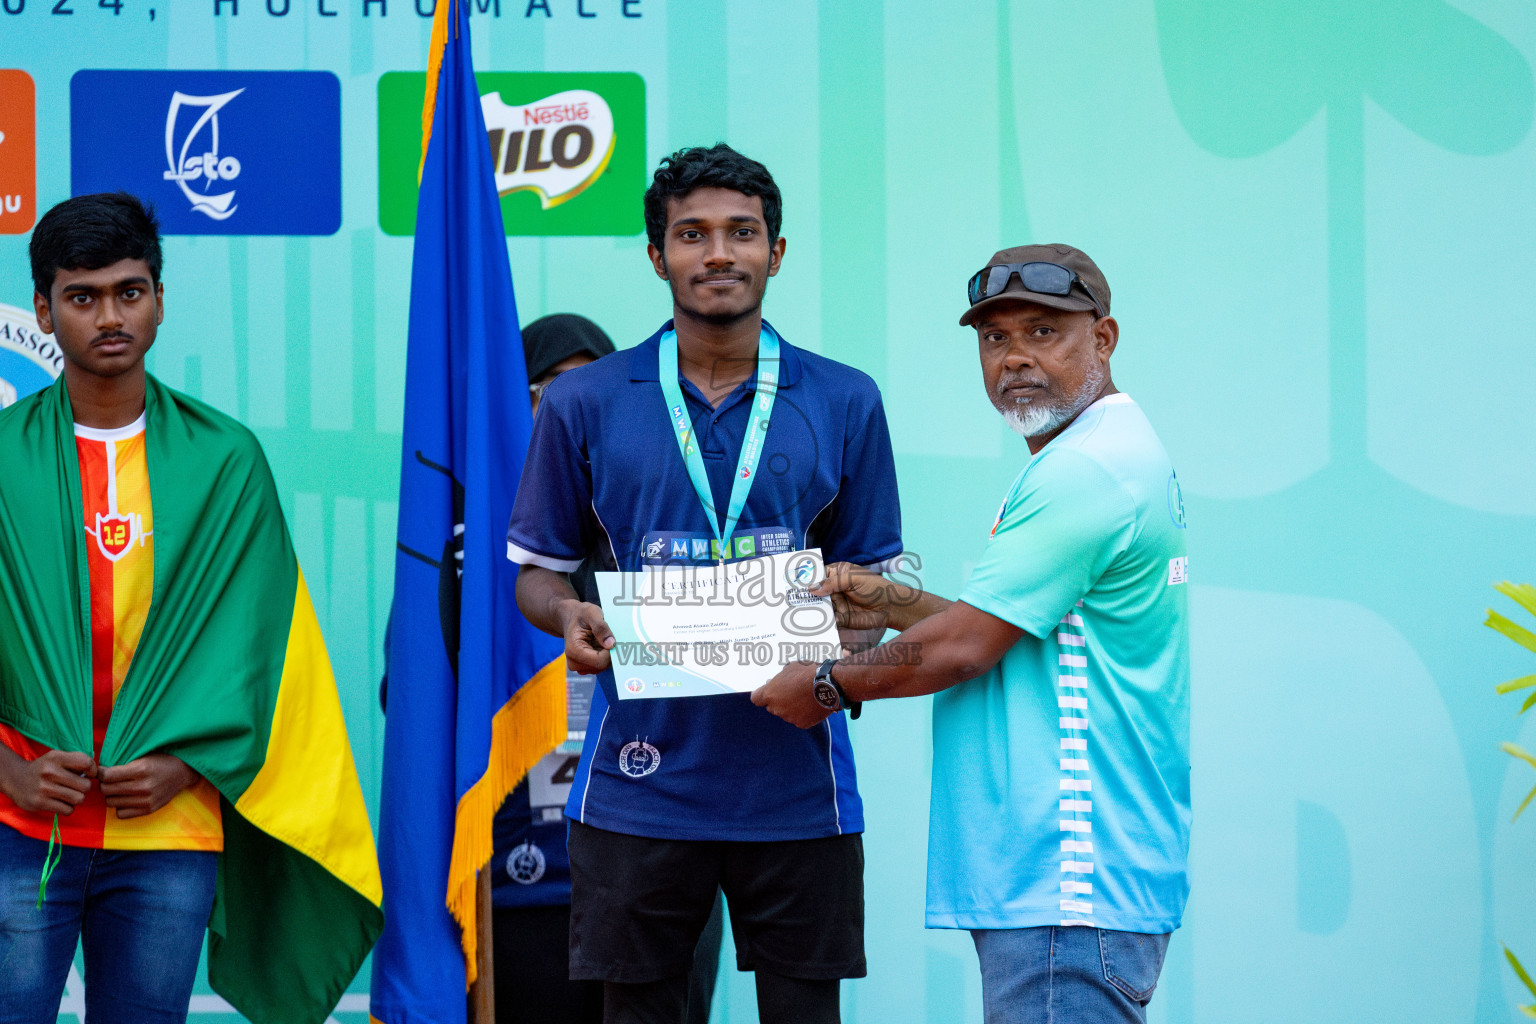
[[812, 659, 841, 711], [822, 659, 862, 720]]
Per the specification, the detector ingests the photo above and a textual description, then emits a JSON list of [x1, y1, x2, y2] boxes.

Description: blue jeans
[[0, 823, 217, 1024], [971, 926, 1171, 1024]]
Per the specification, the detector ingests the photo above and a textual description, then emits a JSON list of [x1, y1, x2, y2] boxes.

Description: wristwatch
[[812, 659, 862, 719]]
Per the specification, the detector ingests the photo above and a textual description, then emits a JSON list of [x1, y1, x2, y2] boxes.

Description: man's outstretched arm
[[752, 600, 1024, 728]]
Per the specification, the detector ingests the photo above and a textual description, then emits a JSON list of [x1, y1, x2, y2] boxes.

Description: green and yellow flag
[[0, 374, 383, 1024]]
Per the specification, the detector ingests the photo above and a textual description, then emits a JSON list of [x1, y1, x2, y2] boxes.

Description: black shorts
[[566, 820, 865, 984], [492, 904, 602, 1024]]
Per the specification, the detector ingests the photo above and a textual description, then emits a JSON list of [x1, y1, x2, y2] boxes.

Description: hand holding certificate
[[595, 549, 841, 699]]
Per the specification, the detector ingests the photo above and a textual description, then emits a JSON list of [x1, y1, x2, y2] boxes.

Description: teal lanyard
[[657, 326, 780, 563]]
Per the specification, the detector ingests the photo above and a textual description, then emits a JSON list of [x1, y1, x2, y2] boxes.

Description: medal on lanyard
[[658, 326, 780, 564]]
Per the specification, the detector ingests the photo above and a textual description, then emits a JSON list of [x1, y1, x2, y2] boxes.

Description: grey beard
[[999, 361, 1105, 440]]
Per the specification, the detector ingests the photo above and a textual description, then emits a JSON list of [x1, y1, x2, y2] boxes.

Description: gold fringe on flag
[[445, 655, 567, 987], [418, 0, 454, 185]]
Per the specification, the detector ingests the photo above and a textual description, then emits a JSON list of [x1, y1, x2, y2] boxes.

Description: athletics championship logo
[[0, 301, 60, 410], [379, 71, 645, 237]]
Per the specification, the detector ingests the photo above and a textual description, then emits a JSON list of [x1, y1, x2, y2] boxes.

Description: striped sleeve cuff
[[506, 541, 582, 573], [862, 552, 908, 575]]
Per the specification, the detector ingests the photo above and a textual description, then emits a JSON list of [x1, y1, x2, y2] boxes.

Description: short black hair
[[643, 144, 782, 250], [29, 192, 163, 299]]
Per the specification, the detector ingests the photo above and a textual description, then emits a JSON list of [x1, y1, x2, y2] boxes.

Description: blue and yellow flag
[[370, 1, 566, 1018]]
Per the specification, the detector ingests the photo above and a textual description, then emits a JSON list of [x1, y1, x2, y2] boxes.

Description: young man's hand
[[0, 747, 96, 815], [99, 754, 199, 819], [560, 600, 616, 675], [752, 661, 833, 730]]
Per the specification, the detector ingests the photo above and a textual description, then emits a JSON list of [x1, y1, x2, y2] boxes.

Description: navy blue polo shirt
[[491, 775, 573, 908], [506, 320, 903, 841]]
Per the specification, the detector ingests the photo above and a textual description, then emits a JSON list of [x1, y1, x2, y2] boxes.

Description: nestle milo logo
[[379, 71, 644, 237], [483, 89, 614, 209]]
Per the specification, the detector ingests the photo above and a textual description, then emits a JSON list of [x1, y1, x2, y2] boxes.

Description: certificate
[[595, 548, 842, 699]]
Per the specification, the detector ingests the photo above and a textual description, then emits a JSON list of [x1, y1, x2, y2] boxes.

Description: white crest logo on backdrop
[[162, 89, 245, 222], [481, 89, 615, 209], [0, 302, 62, 410]]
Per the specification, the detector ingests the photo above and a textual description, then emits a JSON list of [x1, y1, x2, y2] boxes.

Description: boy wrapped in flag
[[0, 193, 382, 1024]]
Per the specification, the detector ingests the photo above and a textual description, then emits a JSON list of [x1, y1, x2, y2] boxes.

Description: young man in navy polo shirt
[[508, 144, 903, 1024]]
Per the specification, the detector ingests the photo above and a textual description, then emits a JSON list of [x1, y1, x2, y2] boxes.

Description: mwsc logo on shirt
[[379, 72, 645, 237]]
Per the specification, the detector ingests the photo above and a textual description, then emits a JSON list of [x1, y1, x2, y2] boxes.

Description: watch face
[[813, 680, 840, 711]]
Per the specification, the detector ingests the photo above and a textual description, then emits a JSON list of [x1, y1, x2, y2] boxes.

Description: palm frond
[[1487, 610, 1536, 657], [1495, 582, 1536, 621], [1506, 947, 1536, 1001]]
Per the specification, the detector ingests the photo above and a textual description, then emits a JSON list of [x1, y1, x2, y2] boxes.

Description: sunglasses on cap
[[966, 262, 1106, 320]]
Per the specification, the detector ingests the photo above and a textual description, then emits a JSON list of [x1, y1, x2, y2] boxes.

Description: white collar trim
[[74, 412, 147, 442]]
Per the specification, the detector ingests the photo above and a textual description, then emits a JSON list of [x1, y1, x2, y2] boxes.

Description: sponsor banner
[[0, 301, 62, 410], [0, 70, 35, 235], [70, 70, 341, 236], [378, 71, 645, 236]]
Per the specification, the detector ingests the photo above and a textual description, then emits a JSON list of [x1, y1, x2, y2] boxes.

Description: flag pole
[[469, 866, 495, 1024]]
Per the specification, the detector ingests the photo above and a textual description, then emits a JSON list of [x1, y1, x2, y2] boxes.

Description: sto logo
[[163, 90, 244, 221]]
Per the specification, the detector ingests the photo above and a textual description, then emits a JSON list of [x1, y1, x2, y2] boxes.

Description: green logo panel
[[378, 71, 645, 237]]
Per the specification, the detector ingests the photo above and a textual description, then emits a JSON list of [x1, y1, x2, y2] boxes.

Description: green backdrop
[[3, 2, 1535, 1021]]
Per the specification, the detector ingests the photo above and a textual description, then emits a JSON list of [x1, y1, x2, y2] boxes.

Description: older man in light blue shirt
[[755, 244, 1190, 1024]]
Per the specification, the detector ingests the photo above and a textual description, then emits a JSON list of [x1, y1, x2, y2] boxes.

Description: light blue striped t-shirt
[[927, 393, 1191, 934]]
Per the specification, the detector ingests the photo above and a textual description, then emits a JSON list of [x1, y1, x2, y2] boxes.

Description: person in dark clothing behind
[[498, 314, 724, 1024]]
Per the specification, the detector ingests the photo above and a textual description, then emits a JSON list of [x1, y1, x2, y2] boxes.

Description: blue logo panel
[[70, 71, 341, 236]]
